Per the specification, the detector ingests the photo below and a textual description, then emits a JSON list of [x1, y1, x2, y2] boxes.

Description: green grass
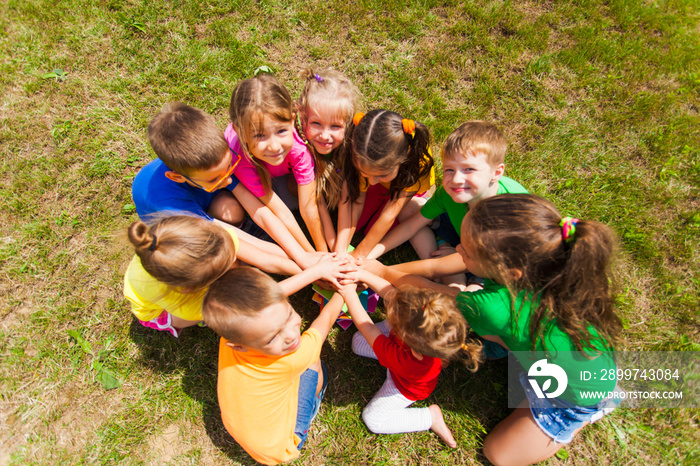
[[1, 0, 699, 464]]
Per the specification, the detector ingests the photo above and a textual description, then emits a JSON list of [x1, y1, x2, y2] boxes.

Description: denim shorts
[[295, 361, 328, 449], [431, 212, 462, 248], [519, 373, 619, 444]]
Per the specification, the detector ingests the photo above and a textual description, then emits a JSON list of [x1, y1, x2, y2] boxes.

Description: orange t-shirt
[[217, 328, 323, 465]]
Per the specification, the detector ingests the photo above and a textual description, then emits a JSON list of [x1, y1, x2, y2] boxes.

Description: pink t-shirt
[[224, 123, 315, 198]]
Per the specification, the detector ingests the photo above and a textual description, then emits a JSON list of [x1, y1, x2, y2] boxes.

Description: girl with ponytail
[[336, 109, 435, 259], [124, 215, 302, 337], [339, 270, 480, 448], [454, 194, 622, 465]]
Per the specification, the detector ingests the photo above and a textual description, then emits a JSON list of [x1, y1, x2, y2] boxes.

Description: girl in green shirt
[[456, 194, 622, 465]]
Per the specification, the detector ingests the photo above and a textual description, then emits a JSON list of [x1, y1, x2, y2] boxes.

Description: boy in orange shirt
[[203, 264, 349, 465]]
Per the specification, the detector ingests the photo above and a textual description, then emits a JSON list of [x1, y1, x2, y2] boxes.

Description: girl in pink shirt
[[226, 74, 323, 253]]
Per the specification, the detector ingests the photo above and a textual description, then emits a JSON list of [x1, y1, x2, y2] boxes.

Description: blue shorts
[[295, 361, 328, 449], [519, 373, 619, 444], [431, 212, 461, 247]]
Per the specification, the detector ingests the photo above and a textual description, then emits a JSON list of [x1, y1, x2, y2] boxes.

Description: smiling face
[[304, 104, 347, 155], [246, 117, 295, 166], [355, 159, 400, 186], [232, 300, 303, 357], [442, 151, 504, 206]]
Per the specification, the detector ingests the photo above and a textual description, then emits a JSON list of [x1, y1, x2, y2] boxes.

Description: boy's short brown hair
[[441, 121, 507, 167], [147, 102, 229, 175], [203, 267, 286, 342]]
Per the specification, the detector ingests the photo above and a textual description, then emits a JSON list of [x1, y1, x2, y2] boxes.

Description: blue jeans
[[519, 373, 619, 444], [294, 361, 328, 449]]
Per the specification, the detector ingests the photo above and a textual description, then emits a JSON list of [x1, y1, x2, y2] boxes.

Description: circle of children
[[124, 69, 622, 466]]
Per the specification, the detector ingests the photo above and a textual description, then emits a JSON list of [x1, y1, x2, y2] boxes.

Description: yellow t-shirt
[[123, 227, 239, 322], [217, 329, 323, 465], [359, 154, 435, 195]]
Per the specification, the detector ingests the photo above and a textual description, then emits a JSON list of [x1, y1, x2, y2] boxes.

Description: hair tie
[[401, 119, 416, 138], [314, 73, 323, 82], [148, 234, 158, 252], [560, 217, 579, 243], [353, 112, 365, 126], [461, 343, 470, 351]]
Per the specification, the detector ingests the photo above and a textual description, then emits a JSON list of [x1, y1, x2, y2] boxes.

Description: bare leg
[[170, 315, 201, 329], [482, 399, 587, 466], [207, 190, 245, 226], [429, 404, 457, 448]]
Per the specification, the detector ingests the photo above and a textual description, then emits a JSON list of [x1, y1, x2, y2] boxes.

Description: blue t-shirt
[[132, 159, 240, 220]]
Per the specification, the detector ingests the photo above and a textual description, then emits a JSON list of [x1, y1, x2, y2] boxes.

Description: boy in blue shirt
[[133, 102, 318, 268]]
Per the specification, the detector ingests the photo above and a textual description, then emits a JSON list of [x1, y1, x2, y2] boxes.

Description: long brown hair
[[229, 74, 295, 194], [387, 286, 481, 370], [296, 68, 359, 208], [128, 215, 237, 292], [461, 194, 622, 352], [342, 109, 434, 202]]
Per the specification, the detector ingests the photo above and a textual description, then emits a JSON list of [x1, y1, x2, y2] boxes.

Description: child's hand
[[338, 282, 358, 299], [431, 245, 457, 258], [298, 251, 335, 269], [311, 255, 357, 290], [355, 258, 384, 275]]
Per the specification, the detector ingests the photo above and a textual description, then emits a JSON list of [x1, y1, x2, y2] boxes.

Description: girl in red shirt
[[340, 272, 481, 447]]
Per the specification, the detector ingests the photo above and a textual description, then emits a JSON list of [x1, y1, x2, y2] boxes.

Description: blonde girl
[[225, 74, 324, 253], [336, 109, 435, 259], [339, 272, 481, 448], [296, 68, 359, 251], [124, 215, 302, 337]]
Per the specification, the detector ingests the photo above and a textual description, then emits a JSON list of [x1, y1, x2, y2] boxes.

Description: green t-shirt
[[420, 176, 528, 234], [457, 280, 615, 405]]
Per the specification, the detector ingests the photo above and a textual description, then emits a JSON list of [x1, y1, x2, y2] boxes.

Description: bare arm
[[298, 181, 328, 252], [261, 190, 316, 253], [335, 182, 364, 255], [278, 256, 355, 296], [389, 252, 467, 279], [367, 209, 432, 259], [339, 284, 383, 348], [232, 183, 315, 266], [318, 196, 337, 251], [352, 193, 413, 259], [234, 236, 302, 276], [309, 292, 345, 341], [358, 258, 461, 297], [353, 268, 395, 298]]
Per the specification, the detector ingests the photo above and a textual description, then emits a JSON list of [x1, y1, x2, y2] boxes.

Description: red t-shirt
[[372, 333, 443, 401]]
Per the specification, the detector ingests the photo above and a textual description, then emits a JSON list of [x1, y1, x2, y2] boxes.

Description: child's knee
[[482, 434, 508, 466], [361, 407, 384, 434], [351, 331, 368, 355], [208, 193, 245, 226]]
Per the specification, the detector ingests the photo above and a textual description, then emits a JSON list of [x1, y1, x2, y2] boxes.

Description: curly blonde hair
[[386, 286, 481, 370]]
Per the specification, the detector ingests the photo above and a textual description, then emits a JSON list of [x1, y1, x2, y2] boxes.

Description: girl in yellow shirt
[[124, 215, 302, 337]]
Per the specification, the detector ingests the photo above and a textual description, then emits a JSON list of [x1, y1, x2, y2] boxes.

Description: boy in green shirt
[[366, 121, 526, 285]]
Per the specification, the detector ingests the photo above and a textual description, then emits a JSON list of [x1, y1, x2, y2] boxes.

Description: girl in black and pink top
[[339, 270, 481, 448]]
